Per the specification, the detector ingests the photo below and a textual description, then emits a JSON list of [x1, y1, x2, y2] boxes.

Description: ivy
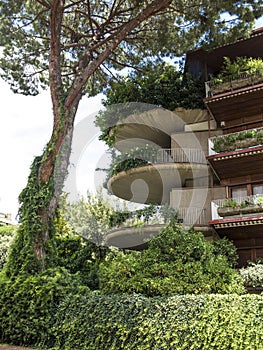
[[4, 156, 56, 277], [52, 293, 263, 350]]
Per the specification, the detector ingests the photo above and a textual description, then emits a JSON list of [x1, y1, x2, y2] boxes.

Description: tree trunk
[[5, 0, 174, 275]]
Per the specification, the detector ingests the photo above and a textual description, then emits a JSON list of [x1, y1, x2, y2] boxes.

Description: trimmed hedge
[[0, 268, 89, 348], [0, 277, 263, 349], [52, 293, 263, 350]]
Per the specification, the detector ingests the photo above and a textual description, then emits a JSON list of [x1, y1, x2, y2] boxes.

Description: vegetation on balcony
[[109, 204, 177, 229], [212, 128, 263, 153], [208, 56, 263, 96], [96, 63, 205, 146], [217, 195, 263, 217], [108, 144, 159, 177]]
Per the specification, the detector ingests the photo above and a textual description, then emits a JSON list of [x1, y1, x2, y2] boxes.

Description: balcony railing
[[176, 207, 207, 226], [108, 207, 207, 231], [211, 194, 263, 220], [157, 148, 207, 164], [109, 148, 207, 177], [205, 71, 263, 98], [208, 127, 263, 155]]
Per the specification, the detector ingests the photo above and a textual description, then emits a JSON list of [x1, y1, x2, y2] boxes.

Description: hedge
[[52, 293, 263, 350], [1, 271, 262, 349], [0, 268, 89, 348]]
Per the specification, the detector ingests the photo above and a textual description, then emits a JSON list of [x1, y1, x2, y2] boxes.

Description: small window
[[231, 186, 247, 199], [252, 184, 263, 195]]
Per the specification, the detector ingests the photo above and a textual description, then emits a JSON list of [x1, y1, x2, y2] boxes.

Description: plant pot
[[218, 205, 263, 217], [217, 207, 240, 217], [235, 138, 259, 150]]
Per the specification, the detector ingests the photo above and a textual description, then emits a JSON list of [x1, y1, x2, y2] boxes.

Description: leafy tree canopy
[[95, 63, 205, 145], [0, 0, 262, 96]]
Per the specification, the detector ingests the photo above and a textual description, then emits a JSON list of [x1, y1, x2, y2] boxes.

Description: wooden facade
[[185, 27, 263, 266]]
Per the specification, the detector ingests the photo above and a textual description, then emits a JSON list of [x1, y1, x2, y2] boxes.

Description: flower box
[[218, 205, 263, 217]]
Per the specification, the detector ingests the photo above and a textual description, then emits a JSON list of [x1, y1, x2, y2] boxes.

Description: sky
[[0, 79, 107, 221], [1, 18, 263, 222]]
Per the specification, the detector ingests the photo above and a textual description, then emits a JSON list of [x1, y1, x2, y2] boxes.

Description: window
[[252, 184, 263, 195], [231, 186, 247, 199]]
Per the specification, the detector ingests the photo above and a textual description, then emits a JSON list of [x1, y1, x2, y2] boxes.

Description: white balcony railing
[[157, 148, 207, 164], [176, 207, 207, 226], [211, 194, 263, 220], [109, 207, 207, 231]]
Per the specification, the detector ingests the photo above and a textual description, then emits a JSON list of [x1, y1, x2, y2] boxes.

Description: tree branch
[[49, 0, 64, 118], [65, 0, 173, 110]]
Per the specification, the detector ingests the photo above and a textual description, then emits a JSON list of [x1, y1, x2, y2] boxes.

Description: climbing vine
[[5, 156, 57, 276]]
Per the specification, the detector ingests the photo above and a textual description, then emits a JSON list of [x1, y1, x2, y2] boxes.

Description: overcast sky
[[0, 78, 106, 220], [1, 19, 263, 221]]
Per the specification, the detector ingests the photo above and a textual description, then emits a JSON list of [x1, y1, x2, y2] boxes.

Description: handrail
[[177, 207, 207, 225], [157, 148, 207, 164], [205, 71, 263, 97], [213, 194, 263, 208], [109, 207, 207, 230], [209, 127, 263, 142]]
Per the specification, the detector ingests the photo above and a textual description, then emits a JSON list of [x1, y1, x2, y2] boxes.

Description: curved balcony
[[108, 107, 210, 151], [107, 148, 208, 204], [105, 207, 209, 249]]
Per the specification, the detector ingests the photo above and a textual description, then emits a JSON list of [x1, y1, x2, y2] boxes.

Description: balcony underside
[[105, 223, 214, 250], [105, 224, 164, 249], [207, 146, 263, 179], [204, 84, 263, 122], [113, 123, 171, 151], [112, 108, 210, 151], [107, 163, 208, 204], [209, 215, 263, 240]]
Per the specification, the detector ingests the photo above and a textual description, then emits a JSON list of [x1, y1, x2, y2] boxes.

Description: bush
[[0, 267, 89, 348], [54, 235, 101, 289], [239, 262, 263, 288], [53, 292, 263, 350], [0, 225, 16, 270], [212, 237, 238, 267], [99, 223, 245, 296]]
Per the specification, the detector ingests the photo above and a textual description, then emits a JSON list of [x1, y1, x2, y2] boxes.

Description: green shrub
[[0, 225, 16, 270], [54, 235, 100, 289], [100, 223, 245, 296], [53, 293, 263, 350], [0, 267, 89, 348], [239, 262, 263, 288], [212, 237, 238, 267]]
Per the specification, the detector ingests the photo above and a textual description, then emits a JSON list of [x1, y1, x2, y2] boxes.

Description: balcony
[[205, 72, 263, 98], [210, 195, 263, 240], [208, 128, 263, 155], [204, 72, 263, 122], [107, 148, 208, 204], [207, 128, 263, 179], [105, 207, 208, 249]]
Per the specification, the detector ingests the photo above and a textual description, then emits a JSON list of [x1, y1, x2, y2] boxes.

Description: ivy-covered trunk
[[6, 94, 81, 275]]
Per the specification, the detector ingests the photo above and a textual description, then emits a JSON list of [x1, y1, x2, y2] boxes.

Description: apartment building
[[105, 27, 263, 266]]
